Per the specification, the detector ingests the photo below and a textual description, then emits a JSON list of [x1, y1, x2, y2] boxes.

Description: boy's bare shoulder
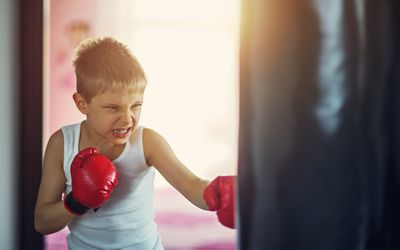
[[142, 127, 160, 140], [142, 127, 169, 165], [142, 127, 159, 150], [47, 129, 64, 149], [44, 129, 64, 164], [142, 127, 169, 146]]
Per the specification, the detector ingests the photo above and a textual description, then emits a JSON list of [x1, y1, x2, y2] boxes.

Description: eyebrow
[[102, 103, 119, 106], [102, 101, 143, 106]]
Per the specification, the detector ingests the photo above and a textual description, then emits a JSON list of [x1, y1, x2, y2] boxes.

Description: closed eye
[[104, 106, 119, 111], [131, 104, 142, 109]]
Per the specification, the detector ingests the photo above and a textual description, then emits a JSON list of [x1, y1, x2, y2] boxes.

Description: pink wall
[[47, 0, 97, 138]]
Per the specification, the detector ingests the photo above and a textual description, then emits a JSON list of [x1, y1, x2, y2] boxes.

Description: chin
[[111, 136, 130, 145]]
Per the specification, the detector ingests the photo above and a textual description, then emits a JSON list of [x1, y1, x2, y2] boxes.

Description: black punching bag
[[238, 0, 400, 249]]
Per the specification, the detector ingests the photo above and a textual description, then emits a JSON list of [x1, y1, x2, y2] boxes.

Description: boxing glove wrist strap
[[64, 192, 89, 216]]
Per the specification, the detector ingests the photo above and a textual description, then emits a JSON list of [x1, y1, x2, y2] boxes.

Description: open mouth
[[111, 127, 131, 138]]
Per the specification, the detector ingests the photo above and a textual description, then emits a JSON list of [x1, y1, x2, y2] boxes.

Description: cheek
[[89, 113, 116, 128], [131, 111, 141, 129], [102, 114, 119, 126]]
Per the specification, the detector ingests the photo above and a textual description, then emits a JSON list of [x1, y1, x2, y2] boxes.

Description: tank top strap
[[61, 121, 82, 186]]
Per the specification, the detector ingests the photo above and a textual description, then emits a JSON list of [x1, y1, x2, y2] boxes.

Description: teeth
[[112, 128, 129, 134]]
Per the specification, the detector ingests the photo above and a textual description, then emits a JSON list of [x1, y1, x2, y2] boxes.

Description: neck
[[80, 121, 113, 153]]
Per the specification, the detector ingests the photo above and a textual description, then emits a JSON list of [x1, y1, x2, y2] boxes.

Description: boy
[[34, 37, 235, 249]]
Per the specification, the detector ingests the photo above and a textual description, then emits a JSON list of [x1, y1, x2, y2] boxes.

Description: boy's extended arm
[[34, 130, 77, 235], [143, 128, 210, 210], [143, 128, 236, 228]]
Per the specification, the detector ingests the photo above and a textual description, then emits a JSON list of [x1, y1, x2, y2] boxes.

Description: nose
[[120, 109, 136, 126]]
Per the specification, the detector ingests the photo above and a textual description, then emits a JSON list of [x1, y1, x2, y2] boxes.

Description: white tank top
[[62, 122, 163, 250]]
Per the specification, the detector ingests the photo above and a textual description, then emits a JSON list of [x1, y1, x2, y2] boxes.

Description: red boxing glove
[[64, 147, 119, 216], [203, 175, 236, 228]]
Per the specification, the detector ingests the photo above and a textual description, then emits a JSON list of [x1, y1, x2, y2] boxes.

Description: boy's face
[[79, 88, 144, 145]]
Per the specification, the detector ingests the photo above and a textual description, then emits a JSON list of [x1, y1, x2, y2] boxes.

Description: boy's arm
[[143, 128, 210, 210], [34, 130, 77, 235]]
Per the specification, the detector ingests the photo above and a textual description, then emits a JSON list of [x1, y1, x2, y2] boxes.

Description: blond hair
[[73, 37, 147, 102]]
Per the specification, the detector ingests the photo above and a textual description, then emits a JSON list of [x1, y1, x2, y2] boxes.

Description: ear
[[73, 92, 89, 114]]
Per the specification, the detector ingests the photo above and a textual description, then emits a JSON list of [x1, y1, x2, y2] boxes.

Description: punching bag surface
[[238, 0, 400, 249]]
